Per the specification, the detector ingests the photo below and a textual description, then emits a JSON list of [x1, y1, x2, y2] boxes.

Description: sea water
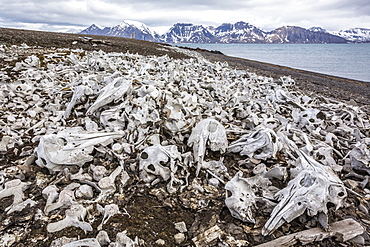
[[175, 43, 370, 82]]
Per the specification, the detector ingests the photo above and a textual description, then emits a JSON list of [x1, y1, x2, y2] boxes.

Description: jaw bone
[[262, 134, 347, 236]]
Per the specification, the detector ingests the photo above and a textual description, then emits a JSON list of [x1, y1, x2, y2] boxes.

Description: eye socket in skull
[[138, 145, 180, 184], [141, 152, 149, 159]]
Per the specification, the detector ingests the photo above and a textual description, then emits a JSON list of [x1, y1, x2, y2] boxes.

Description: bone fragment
[[256, 218, 364, 247]]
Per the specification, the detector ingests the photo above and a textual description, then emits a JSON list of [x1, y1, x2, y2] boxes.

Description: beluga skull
[[139, 144, 181, 192], [262, 133, 347, 236], [187, 118, 228, 176]]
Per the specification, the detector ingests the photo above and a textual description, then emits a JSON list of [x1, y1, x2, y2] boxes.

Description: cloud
[[0, 0, 369, 32]]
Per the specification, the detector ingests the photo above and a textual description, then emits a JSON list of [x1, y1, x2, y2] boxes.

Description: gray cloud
[[0, 0, 369, 32]]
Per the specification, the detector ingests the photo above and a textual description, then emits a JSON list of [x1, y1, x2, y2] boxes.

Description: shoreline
[[199, 50, 370, 111]]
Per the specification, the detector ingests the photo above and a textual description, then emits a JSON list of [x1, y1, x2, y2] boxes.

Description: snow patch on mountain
[[78, 21, 370, 44], [331, 28, 370, 42]]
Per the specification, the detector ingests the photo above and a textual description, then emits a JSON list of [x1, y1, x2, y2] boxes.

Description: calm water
[[175, 43, 370, 82]]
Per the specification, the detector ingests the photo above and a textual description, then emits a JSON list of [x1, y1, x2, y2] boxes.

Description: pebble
[[174, 221, 187, 233], [155, 239, 166, 245], [174, 233, 186, 244]]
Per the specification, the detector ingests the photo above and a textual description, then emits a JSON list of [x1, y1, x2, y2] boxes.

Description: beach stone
[[174, 221, 187, 233], [155, 239, 165, 245], [174, 233, 186, 244]]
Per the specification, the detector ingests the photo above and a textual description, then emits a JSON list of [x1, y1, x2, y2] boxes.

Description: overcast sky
[[0, 0, 369, 33]]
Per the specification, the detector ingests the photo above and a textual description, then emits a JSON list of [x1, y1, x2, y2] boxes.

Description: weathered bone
[[350, 138, 370, 171], [98, 204, 121, 230], [86, 77, 132, 114], [188, 119, 228, 175], [225, 171, 257, 223], [61, 238, 101, 247], [0, 179, 34, 214], [139, 144, 181, 185], [262, 134, 347, 236], [47, 204, 93, 233], [228, 127, 281, 160], [34, 127, 123, 173], [97, 165, 123, 200], [45, 183, 80, 215], [63, 85, 93, 119]]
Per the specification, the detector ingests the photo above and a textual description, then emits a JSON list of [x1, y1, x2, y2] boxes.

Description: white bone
[[61, 238, 101, 247], [98, 204, 121, 230], [47, 204, 92, 233], [229, 127, 281, 160], [96, 231, 111, 245], [97, 166, 122, 200], [86, 77, 132, 114], [45, 183, 79, 215], [63, 85, 93, 119], [90, 165, 108, 182], [75, 184, 94, 199], [139, 145, 181, 185], [262, 134, 347, 236], [34, 127, 122, 173], [114, 231, 136, 247], [188, 119, 228, 176], [225, 171, 256, 223], [42, 185, 59, 208], [0, 179, 34, 214]]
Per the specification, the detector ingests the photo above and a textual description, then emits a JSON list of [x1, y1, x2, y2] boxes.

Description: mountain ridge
[[78, 21, 370, 43]]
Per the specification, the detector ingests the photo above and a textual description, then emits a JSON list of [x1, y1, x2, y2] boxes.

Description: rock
[[155, 239, 166, 245], [174, 233, 186, 244], [174, 221, 187, 233]]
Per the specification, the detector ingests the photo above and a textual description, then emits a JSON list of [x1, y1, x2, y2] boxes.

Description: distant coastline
[[78, 21, 370, 44]]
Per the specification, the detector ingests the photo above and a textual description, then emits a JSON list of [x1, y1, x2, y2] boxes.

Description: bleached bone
[[139, 144, 181, 186], [350, 138, 370, 171], [262, 134, 347, 236], [228, 127, 281, 160], [75, 184, 94, 199], [44, 183, 80, 215], [42, 184, 59, 209], [6, 198, 37, 214], [35, 127, 122, 173], [188, 119, 228, 176], [98, 204, 121, 230], [86, 77, 132, 114], [0, 179, 34, 214], [100, 104, 128, 131], [201, 158, 229, 184], [293, 108, 325, 129], [90, 165, 108, 182], [114, 231, 136, 247], [61, 238, 101, 247], [96, 231, 111, 245], [225, 171, 257, 223], [97, 165, 122, 200], [47, 204, 92, 233], [63, 85, 93, 119]]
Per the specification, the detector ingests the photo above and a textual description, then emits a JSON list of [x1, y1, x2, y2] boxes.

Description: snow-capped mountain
[[161, 23, 217, 43], [331, 28, 370, 42], [80, 21, 160, 42], [78, 21, 369, 44], [212, 22, 266, 43], [265, 26, 347, 43]]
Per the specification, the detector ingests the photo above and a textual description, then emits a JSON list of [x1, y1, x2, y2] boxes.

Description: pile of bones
[[0, 43, 369, 246]]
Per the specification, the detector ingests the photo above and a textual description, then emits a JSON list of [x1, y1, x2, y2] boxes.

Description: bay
[[175, 43, 370, 82]]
